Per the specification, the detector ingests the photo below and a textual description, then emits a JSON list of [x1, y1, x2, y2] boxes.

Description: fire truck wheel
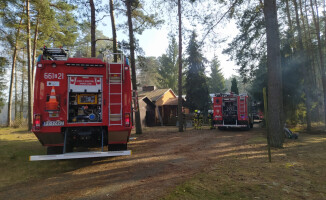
[[47, 146, 64, 155], [108, 144, 127, 151]]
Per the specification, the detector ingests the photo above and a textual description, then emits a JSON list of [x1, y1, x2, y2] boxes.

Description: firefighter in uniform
[[193, 110, 203, 130]]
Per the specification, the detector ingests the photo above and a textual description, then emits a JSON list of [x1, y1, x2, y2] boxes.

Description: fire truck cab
[[31, 47, 133, 157], [213, 93, 253, 130]]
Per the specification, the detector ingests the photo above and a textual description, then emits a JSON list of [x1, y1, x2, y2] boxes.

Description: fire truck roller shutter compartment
[[222, 97, 238, 125], [68, 75, 103, 123]]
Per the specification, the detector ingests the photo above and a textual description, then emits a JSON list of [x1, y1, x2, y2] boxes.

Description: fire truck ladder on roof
[[42, 47, 68, 60], [107, 53, 124, 126]]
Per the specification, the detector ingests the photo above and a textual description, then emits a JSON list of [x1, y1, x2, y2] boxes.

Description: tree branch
[[96, 14, 111, 22], [0, 28, 6, 35], [199, 0, 239, 47]]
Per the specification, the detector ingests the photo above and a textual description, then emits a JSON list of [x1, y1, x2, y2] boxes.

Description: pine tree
[[264, 0, 284, 148], [209, 56, 225, 94], [177, 0, 183, 131], [137, 56, 159, 87], [185, 31, 210, 113], [3, 0, 25, 127], [231, 77, 239, 94], [27, 0, 33, 130], [126, 0, 142, 134], [157, 35, 179, 92]]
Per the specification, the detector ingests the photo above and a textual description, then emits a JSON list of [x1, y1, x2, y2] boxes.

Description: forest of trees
[[1, 0, 325, 147]]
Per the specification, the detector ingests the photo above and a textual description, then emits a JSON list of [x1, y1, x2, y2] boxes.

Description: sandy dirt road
[[0, 126, 258, 200]]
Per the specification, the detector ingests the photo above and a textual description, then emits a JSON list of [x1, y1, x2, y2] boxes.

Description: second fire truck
[[212, 93, 253, 130]]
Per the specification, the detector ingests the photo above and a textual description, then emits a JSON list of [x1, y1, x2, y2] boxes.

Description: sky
[[97, 3, 240, 79]]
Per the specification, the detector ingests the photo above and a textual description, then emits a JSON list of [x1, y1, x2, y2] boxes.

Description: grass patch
[[0, 127, 92, 189], [287, 122, 326, 134], [163, 132, 326, 200]]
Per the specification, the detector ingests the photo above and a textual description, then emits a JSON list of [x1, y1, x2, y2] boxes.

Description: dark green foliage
[[0, 0, 25, 46], [130, 6, 164, 35], [1, 0, 78, 50], [185, 73, 210, 112], [248, 56, 267, 104], [223, 4, 265, 83], [231, 77, 239, 94], [115, 0, 163, 36], [30, 0, 78, 48], [137, 56, 160, 87], [209, 56, 226, 94], [186, 32, 206, 74], [224, 0, 325, 126], [185, 31, 210, 112], [45, 1, 78, 47], [225, 76, 246, 94], [280, 37, 303, 123], [157, 35, 179, 92]]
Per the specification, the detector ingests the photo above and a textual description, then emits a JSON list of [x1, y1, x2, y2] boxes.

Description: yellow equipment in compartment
[[77, 94, 97, 104]]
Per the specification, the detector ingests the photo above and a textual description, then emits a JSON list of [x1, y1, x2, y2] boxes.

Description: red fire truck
[[30, 47, 133, 160], [212, 93, 253, 130]]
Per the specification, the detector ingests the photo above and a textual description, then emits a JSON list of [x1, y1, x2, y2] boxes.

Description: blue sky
[[96, 2, 240, 79]]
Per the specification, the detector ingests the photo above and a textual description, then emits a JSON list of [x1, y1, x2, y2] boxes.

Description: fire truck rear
[[213, 93, 253, 130], [31, 47, 133, 159]]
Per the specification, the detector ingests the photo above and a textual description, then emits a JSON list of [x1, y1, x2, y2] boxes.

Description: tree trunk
[[126, 0, 142, 134], [263, 0, 284, 147], [309, 0, 326, 127], [90, 0, 96, 57], [32, 15, 39, 87], [324, 0, 326, 47], [20, 51, 25, 121], [304, 0, 323, 122], [7, 6, 25, 127], [109, 0, 118, 62], [178, 0, 183, 132], [301, 0, 319, 101], [285, 0, 295, 52], [14, 66, 17, 122], [27, 0, 33, 130], [285, 0, 293, 31], [293, 0, 312, 130], [324, 0, 326, 123]]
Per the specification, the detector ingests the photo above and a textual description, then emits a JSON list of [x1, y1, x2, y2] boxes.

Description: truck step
[[30, 150, 131, 161]]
